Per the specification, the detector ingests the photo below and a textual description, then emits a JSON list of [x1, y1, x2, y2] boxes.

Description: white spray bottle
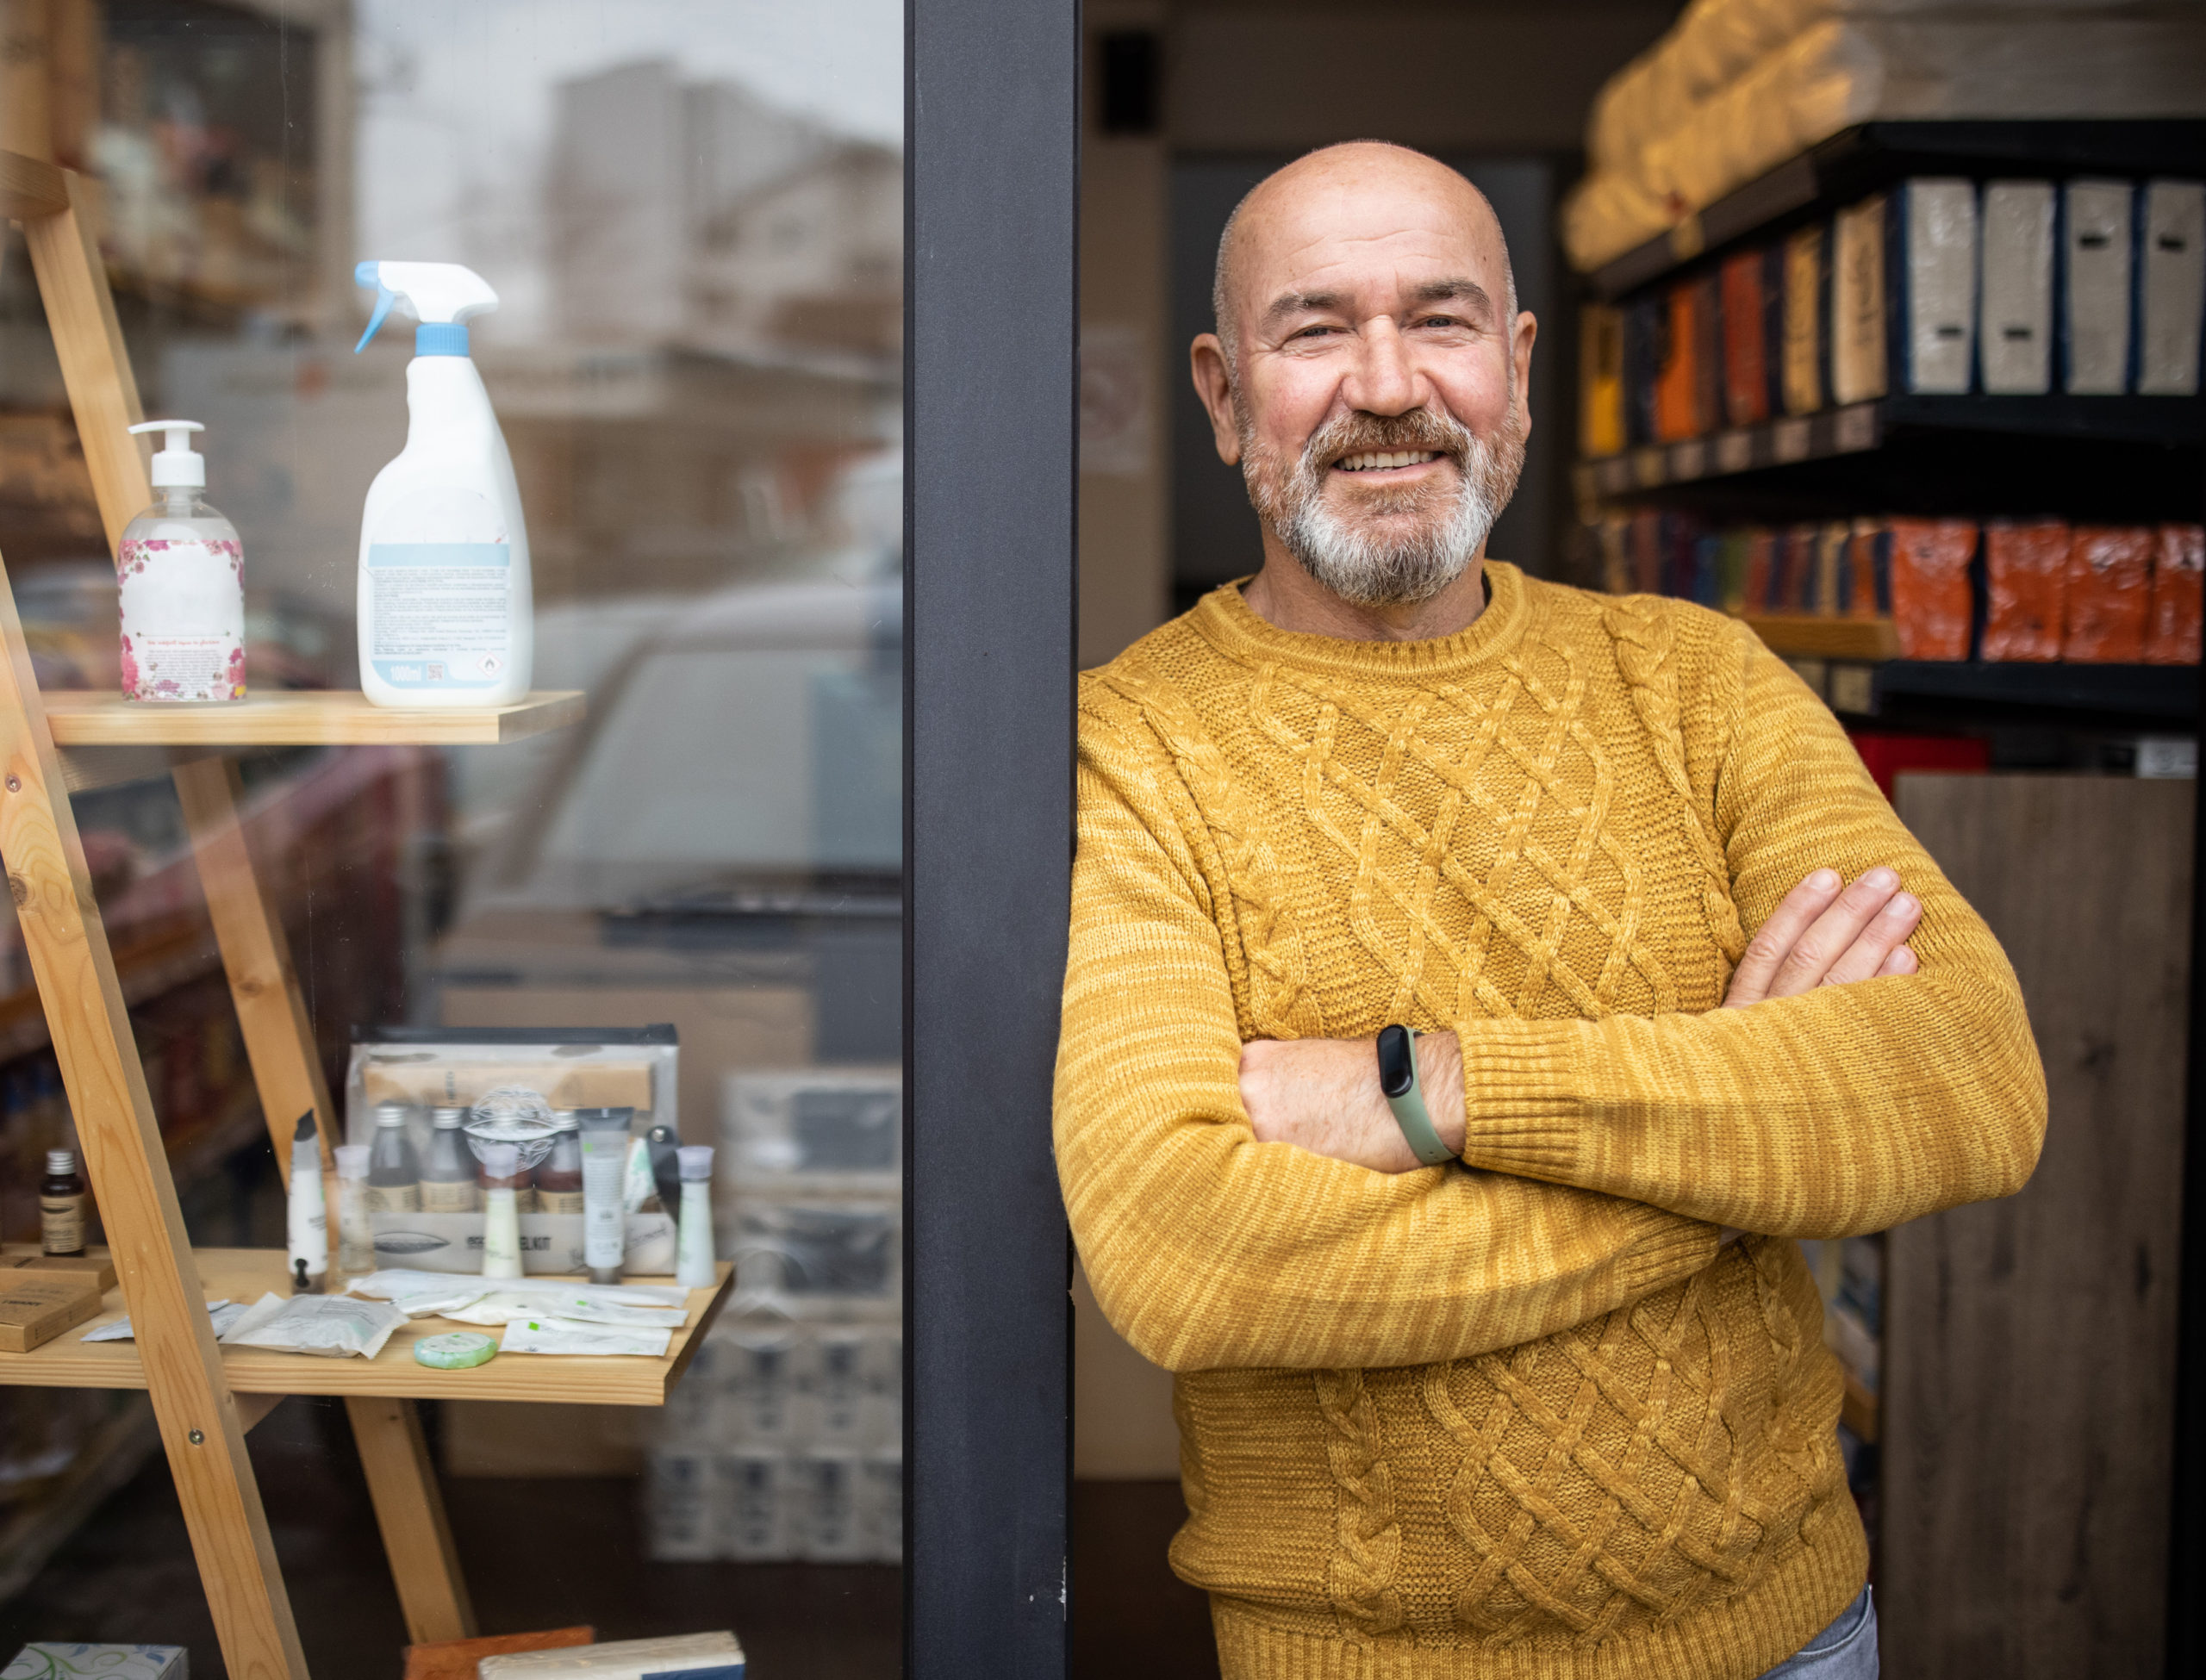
[[352, 261, 533, 707]]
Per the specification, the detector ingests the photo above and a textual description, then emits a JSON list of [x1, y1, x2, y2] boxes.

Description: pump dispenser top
[[128, 420, 206, 488]]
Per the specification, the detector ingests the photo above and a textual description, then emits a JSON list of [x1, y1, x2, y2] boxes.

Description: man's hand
[[1240, 1032, 1465, 1173], [1723, 867, 1920, 1008]]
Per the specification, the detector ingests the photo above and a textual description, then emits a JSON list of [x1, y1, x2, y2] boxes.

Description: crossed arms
[[1054, 634, 2047, 1373]]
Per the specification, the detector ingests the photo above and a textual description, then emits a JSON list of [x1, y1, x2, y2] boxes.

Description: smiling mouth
[[1333, 450, 1443, 472]]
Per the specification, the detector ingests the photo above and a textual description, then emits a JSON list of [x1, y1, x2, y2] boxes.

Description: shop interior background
[[0, 0, 904, 1671]]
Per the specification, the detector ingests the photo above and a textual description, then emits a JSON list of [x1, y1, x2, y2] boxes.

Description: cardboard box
[[0, 1271, 103, 1353], [4, 1648, 184, 1680], [439, 987, 808, 1148], [3, 1245, 118, 1291]]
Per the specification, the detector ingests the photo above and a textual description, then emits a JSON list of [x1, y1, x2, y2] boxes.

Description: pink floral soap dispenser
[[117, 420, 245, 702]]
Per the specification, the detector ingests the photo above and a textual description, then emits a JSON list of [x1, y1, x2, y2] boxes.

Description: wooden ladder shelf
[[0, 151, 724, 1672]]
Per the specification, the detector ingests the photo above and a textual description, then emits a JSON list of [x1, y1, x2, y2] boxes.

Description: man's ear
[[1511, 309, 1537, 444], [1190, 333, 1243, 466]]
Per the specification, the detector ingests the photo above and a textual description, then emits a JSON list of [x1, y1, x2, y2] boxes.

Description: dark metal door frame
[[905, 1, 1079, 1674]]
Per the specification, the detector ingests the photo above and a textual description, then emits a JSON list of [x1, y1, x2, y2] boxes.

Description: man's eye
[[1290, 324, 1337, 340]]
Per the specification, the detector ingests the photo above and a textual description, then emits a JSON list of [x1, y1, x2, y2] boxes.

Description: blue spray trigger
[[354, 263, 396, 354]]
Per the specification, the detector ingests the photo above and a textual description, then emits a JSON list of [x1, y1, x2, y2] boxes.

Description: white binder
[[2060, 178, 2134, 395], [1894, 179, 1978, 395], [2136, 179, 2204, 397], [1980, 182, 2055, 395]]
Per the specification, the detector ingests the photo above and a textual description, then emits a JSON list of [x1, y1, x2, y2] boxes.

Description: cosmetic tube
[[578, 1107, 633, 1285], [333, 1143, 373, 1275], [675, 1144, 717, 1290], [480, 1142, 523, 1280], [288, 1111, 328, 1293]]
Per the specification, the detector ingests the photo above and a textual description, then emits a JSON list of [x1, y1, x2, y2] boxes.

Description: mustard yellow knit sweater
[[1055, 563, 2046, 1679]]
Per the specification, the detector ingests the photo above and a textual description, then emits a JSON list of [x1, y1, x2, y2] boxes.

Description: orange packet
[[2145, 523, 2203, 665], [1981, 520, 2069, 662], [2060, 526, 2153, 662], [1887, 518, 1976, 660]]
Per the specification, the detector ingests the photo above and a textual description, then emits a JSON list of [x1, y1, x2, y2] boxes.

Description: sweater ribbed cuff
[[1454, 1020, 1587, 1178]]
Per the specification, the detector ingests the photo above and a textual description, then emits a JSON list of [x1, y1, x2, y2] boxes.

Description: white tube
[[481, 1142, 522, 1279], [675, 1144, 717, 1290], [579, 1108, 631, 1285], [287, 1112, 328, 1293]]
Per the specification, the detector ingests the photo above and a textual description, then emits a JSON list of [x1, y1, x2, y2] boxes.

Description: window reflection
[[0, 0, 900, 1665]]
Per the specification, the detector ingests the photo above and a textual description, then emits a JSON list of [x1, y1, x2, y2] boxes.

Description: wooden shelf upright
[[0, 151, 720, 1672]]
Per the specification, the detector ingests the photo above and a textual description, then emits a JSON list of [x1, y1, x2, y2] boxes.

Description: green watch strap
[[1380, 1028, 1456, 1167]]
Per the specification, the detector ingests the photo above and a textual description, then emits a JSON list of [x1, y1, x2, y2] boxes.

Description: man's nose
[[1343, 319, 1424, 415]]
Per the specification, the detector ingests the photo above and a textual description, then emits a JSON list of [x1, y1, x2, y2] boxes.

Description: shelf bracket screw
[[188, 1428, 204, 1446], [4, 775, 19, 793]]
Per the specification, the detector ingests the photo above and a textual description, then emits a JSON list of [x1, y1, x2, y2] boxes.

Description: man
[[1054, 143, 2044, 1680]]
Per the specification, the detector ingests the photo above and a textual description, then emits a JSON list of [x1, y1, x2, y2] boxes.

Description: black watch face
[[1376, 1024, 1414, 1098]]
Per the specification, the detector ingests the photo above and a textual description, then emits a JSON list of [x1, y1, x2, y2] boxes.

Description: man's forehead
[[1227, 153, 1505, 318]]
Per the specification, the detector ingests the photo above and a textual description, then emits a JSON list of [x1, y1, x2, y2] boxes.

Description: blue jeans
[[1759, 1588, 1878, 1679]]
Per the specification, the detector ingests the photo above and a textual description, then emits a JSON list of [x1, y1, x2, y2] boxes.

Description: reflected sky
[[356, 0, 901, 340]]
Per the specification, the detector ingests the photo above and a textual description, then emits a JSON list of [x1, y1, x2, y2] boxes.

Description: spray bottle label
[[367, 540, 512, 688]]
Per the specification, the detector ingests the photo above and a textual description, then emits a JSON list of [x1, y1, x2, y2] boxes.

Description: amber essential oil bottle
[[41, 1148, 86, 1256]]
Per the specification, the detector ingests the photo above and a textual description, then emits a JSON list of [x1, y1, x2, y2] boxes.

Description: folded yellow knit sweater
[[1055, 563, 2046, 1679]]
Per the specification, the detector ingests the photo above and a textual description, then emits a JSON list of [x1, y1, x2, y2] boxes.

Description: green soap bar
[[414, 1331, 496, 1370]]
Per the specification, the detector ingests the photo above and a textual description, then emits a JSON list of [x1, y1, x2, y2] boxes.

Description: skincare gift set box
[[345, 1028, 682, 1277]]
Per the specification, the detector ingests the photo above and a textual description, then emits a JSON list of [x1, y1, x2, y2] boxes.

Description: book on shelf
[[2060, 179, 2135, 395], [2146, 523, 2203, 665], [1623, 292, 1663, 447], [1982, 520, 2070, 663], [1652, 282, 1704, 443], [2136, 181, 2204, 398], [1579, 305, 1627, 457], [1891, 178, 1978, 396], [1719, 248, 1773, 427], [2062, 526, 2153, 663], [1888, 519, 1978, 661], [1780, 223, 1829, 417], [1831, 194, 1891, 407], [1981, 181, 2057, 395]]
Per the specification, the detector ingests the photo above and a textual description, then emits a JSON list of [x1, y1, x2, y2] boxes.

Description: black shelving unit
[[1573, 119, 2206, 1680]]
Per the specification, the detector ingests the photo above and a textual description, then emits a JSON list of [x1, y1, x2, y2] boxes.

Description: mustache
[[1303, 408, 1474, 472]]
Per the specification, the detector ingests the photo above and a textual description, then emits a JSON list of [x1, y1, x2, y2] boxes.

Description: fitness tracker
[[1376, 1024, 1455, 1167]]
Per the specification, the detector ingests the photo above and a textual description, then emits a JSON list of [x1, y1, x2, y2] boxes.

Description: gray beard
[[1240, 403, 1526, 609]]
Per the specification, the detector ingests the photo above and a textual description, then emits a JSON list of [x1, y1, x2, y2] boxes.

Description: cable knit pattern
[[1056, 564, 2047, 1678]]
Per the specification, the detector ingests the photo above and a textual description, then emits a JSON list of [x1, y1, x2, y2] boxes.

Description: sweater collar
[[1190, 560, 1533, 681]]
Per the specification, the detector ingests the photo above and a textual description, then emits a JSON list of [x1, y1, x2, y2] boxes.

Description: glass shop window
[[0, 0, 902, 1671]]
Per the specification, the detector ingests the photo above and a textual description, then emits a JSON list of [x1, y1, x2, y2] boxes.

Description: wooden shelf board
[[1742, 615, 1903, 662], [0, 1250, 732, 1406], [41, 690, 584, 747]]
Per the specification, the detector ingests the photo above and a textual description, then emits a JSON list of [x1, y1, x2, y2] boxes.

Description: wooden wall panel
[[1884, 775, 2190, 1679]]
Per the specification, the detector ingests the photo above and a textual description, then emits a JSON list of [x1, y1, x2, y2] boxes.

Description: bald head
[[1212, 142, 1517, 372]]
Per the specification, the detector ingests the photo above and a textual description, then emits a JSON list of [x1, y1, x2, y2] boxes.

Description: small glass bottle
[[333, 1144, 374, 1275], [366, 1103, 422, 1212], [535, 1114, 585, 1214], [483, 1140, 540, 1213], [421, 1106, 480, 1213], [40, 1148, 86, 1257], [117, 420, 245, 703]]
